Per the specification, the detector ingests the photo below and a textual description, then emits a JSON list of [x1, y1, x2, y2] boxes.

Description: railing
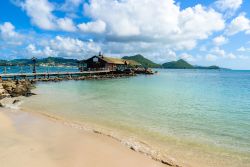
[[0, 70, 111, 80]]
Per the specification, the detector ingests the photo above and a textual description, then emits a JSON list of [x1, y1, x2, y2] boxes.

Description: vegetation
[[0, 55, 222, 70], [162, 59, 221, 69], [162, 59, 193, 69], [122, 54, 161, 68], [194, 65, 220, 69], [0, 57, 78, 66]]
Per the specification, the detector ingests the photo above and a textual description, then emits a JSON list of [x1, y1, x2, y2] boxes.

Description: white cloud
[[43, 46, 58, 57], [180, 53, 196, 62], [21, 0, 56, 30], [215, 0, 242, 11], [83, 0, 225, 50], [60, 0, 82, 12], [211, 47, 226, 57], [206, 54, 218, 61], [237, 46, 246, 52], [26, 44, 57, 57], [56, 18, 76, 32], [227, 53, 236, 59], [78, 20, 106, 33], [210, 47, 237, 60], [0, 22, 21, 40], [26, 36, 101, 59], [20, 0, 77, 31], [26, 44, 43, 57], [47, 36, 100, 58], [213, 35, 228, 46], [0, 22, 23, 46], [226, 13, 250, 35]]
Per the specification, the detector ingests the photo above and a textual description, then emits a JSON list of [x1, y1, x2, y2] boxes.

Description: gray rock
[[13, 99, 20, 104]]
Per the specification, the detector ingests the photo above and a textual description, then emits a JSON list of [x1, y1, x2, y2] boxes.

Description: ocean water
[[21, 69, 250, 166]]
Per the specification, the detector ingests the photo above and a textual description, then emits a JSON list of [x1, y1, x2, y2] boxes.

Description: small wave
[[22, 109, 182, 167], [1, 98, 24, 110]]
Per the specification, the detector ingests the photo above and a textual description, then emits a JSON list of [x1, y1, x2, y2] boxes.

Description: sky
[[0, 0, 250, 69]]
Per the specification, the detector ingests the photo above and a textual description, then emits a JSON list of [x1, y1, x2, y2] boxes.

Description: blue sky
[[0, 0, 250, 69]]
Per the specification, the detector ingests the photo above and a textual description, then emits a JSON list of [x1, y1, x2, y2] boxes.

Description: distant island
[[0, 55, 222, 69], [0, 57, 78, 66], [162, 59, 221, 69], [122, 54, 162, 68], [123, 55, 222, 69]]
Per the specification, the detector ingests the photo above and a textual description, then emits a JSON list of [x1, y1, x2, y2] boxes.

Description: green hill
[[38, 57, 78, 66], [0, 57, 78, 66], [195, 65, 220, 69], [162, 59, 193, 69], [122, 54, 161, 68], [162, 59, 222, 69]]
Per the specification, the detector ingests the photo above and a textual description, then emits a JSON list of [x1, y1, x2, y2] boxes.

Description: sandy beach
[[0, 108, 167, 167]]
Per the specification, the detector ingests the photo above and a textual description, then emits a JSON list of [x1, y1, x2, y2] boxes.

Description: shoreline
[[0, 108, 168, 167], [1, 77, 249, 167], [20, 100, 250, 167], [19, 105, 182, 167]]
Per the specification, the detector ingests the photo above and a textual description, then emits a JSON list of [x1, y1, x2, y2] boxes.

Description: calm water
[[22, 69, 250, 166]]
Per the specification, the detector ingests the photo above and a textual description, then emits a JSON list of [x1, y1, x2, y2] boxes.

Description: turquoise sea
[[21, 69, 250, 166]]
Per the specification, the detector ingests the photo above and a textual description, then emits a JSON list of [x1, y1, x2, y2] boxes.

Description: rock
[[0, 83, 10, 100], [0, 102, 4, 107], [25, 92, 36, 97], [1, 80, 34, 98], [13, 99, 20, 104]]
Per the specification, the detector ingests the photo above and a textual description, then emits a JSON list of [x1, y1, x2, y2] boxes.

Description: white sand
[[0, 109, 166, 167]]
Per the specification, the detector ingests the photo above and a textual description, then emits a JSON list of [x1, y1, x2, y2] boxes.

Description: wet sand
[[0, 109, 166, 167]]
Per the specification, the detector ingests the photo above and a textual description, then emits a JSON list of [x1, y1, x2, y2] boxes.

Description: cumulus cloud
[[20, 0, 56, 30], [20, 0, 77, 31], [0, 22, 21, 40], [210, 47, 237, 60], [237, 46, 250, 52], [211, 47, 226, 57], [26, 36, 101, 59], [180, 53, 197, 62], [0, 22, 23, 45], [78, 20, 106, 33], [213, 35, 228, 45], [26, 44, 57, 57], [83, 0, 225, 50], [26, 44, 42, 56], [206, 54, 218, 61], [215, 0, 242, 12], [227, 53, 236, 59], [56, 18, 76, 32], [60, 0, 83, 12], [226, 13, 250, 35]]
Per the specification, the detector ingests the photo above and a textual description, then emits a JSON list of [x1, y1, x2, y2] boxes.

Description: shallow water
[[21, 69, 250, 166]]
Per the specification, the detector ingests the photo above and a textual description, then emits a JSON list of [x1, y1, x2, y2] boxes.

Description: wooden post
[[31, 57, 37, 74]]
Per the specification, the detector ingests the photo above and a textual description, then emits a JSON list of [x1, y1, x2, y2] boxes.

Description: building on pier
[[80, 54, 141, 71]]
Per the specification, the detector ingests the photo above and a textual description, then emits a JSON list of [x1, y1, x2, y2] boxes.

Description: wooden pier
[[0, 70, 111, 80]]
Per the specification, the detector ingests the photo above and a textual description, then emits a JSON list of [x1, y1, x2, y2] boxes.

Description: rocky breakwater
[[0, 79, 35, 107]]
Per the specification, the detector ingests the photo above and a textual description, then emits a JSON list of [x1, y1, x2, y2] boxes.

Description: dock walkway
[[0, 70, 111, 80]]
